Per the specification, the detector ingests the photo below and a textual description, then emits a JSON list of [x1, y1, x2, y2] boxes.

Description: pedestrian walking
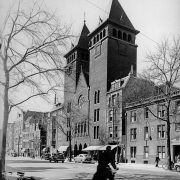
[[155, 155, 160, 167], [92, 146, 119, 180]]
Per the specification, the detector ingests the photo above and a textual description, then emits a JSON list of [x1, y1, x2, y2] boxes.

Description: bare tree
[[0, 0, 71, 176], [128, 36, 180, 170], [54, 103, 89, 162]]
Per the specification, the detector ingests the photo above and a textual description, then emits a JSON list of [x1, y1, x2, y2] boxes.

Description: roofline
[[64, 46, 89, 58], [125, 90, 180, 110], [88, 19, 140, 38]]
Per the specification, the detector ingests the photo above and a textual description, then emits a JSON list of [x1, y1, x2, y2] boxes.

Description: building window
[[158, 105, 166, 118], [93, 36, 96, 44], [144, 126, 149, 140], [84, 122, 86, 133], [100, 32, 102, 39], [94, 109, 100, 122], [144, 146, 149, 158], [145, 107, 149, 118], [94, 126, 99, 139], [130, 146, 136, 158], [157, 146, 165, 159], [78, 123, 80, 134], [123, 32, 127, 41], [175, 123, 180, 131], [157, 124, 165, 139], [94, 126, 96, 139], [109, 110, 113, 122], [112, 28, 117, 37], [128, 34, 132, 42], [109, 127, 113, 137], [81, 122, 83, 134], [97, 90, 100, 103], [130, 111, 136, 123], [115, 126, 118, 137], [94, 90, 100, 104], [130, 128, 137, 141], [97, 126, 99, 139], [75, 123, 77, 135], [94, 91, 97, 104], [112, 94, 116, 106], [103, 29, 106, 37], [97, 109, 99, 121], [118, 30, 122, 39]]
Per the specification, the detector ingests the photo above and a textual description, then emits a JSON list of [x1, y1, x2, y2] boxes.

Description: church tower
[[64, 22, 90, 102], [88, 0, 139, 145]]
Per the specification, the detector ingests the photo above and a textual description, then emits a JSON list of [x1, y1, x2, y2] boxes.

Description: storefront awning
[[58, 146, 68, 152], [98, 145, 118, 151], [82, 146, 103, 151]]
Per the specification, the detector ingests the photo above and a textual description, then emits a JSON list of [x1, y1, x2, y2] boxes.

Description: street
[[5, 156, 180, 180]]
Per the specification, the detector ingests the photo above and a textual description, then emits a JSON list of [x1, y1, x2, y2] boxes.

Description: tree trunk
[[166, 108, 172, 170], [69, 131, 72, 162], [0, 82, 9, 178]]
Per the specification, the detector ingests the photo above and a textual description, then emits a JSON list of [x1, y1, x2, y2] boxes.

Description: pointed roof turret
[[108, 0, 135, 30], [65, 22, 90, 58], [76, 22, 90, 49]]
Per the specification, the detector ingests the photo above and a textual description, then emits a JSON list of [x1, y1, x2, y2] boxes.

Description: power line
[[84, 0, 160, 46]]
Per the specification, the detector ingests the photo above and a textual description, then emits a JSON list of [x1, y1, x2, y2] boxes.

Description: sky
[[0, 0, 180, 127]]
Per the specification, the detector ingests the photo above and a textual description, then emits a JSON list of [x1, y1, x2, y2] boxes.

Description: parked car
[[44, 153, 51, 160], [49, 153, 65, 163], [74, 154, 92, 163], [174, 162, 180, 172]]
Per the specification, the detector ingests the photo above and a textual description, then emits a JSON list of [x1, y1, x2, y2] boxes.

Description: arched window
[[118, 30, 122, 39], [97, 34, 99, 42], [84, 143, 87, 149], [100, 32, 102, 39], [123, 32, 127, 41], [93, 36, 96, 44], [79, 144, 82, 152], [103, 29, 106, 37], [128, 34, 132, 42], [112, 28, 117, 37], [84, 122, 86, 133]]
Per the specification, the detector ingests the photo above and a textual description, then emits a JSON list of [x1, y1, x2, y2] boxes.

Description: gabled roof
[[108, 0, 135, 30], [64, 22, 90, 58]]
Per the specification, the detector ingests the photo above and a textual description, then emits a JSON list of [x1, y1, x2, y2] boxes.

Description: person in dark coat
[[155, 156, 160, 167], [92, 146, 119, 180]]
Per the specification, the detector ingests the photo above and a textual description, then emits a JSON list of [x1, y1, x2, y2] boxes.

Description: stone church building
[[61, 0, 139, 157]]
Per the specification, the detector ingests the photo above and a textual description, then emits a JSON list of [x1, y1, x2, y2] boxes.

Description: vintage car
[[74, 154, 94, 163], [49, 153, 65, 163], [174, 162, 180, 171]]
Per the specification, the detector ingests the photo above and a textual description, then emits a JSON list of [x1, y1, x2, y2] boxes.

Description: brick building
[[22, 111, 47, 156], [125, 92, 180, 164], [59, 0, 139, 156]]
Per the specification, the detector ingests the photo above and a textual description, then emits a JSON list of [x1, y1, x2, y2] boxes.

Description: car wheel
[[62, 161, 64, 163], [49, 160, 51, 163]]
